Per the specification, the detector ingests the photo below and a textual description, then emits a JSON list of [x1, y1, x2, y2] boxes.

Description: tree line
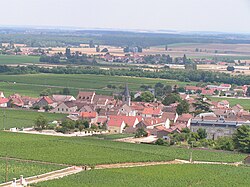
[[1, 65, 250, 86]]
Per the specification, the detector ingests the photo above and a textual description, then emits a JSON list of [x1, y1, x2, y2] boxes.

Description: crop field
[[0, 55, 40, 65], [209, 97, 250, 110], [0, 73, 190, 97], [0, 158, 63, 184], [0, 109, 67, 130], [34, 164, 250, 187], [0, 132, 246, 166]]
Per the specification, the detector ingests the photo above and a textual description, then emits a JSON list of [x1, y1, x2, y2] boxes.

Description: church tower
[[122, 83, 131, 106]]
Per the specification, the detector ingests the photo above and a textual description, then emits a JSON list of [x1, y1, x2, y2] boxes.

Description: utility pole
[[5, 156, 8, 182], [190, 141, 194, 163]]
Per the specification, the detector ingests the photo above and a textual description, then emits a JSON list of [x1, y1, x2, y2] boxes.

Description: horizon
[[1, 0, 250, 33]]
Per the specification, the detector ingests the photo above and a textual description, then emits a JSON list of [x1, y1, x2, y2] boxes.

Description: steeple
[[122, 83, 131, 106]]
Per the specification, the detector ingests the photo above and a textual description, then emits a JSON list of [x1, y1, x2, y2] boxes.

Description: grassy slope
[[0, 73, 191, 97], [0, 132, 245, 166], [0, 109, 67, 130], [35, 164, 250, 187], [209, 97, 250, 110], [0, 55, 40, 64], [0, 159, 63, 183]]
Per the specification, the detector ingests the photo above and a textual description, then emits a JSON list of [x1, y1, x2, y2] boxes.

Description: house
[[33, 96, 57, 108], [118, 104, 136, 116], [0, 98, 9, 108], [21, 96, 38, 108], [148, 126, 173, 139], [76, 92, 95, 103], [190, 117, 248, 140], [175, 113, 193, 128], [80, 112, 98, 124], [142, 108, 162, 118], [52, 95, 76, 103], [185, 86, 202, 93], [8, 94, 24, 108], [107, 118, 126, 133], [51, 101, 78, 114], [108, 115, 141, 128]]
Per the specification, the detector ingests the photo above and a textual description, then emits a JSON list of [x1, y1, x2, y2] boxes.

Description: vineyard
[[0, 158, 63, 183], [0, 73, 190, 97], [34, 164, 250, 187], [0, 108, 67, 130], [0, 132, 246, 166]]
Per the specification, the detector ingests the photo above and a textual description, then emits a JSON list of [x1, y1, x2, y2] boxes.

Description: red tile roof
[[109, 115, 142, 127], [0, 98, 9, 104], [142, 108, 162, 115], [80, 112, 97, 118]]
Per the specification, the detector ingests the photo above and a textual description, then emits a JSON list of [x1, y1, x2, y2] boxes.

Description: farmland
[[0, 109, 67, 130], [0, 73, 191, 97], [0, 55, 40, 65], [0, 132, 246, 166], [34, 164, 250, 187], [0, 158, 63, 183]]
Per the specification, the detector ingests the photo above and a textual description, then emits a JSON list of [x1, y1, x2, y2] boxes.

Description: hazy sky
[[1, 0, 250, 32]]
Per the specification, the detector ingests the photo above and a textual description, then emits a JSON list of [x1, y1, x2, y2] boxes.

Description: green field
[[0, 132, 246, 166], [209, 97, 250, 110], [0, 109, 67, 130], [0, 159, 63, 183], [34, 164, 250, 187], [0, 73, 191, 97], [0, 55, 40, 64]]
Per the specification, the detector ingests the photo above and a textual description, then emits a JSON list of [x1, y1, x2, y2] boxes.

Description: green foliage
[[193, 96, 212, 115], [162, 93, 181, 106], [215, 137, 234, 151], [233, 125, 250, 153], [176, 100, 190, 115], [34, 115, 48, 129], [197, 128, 207, 139], [135, 128, 148, 138], [139, 91, 154, 102]]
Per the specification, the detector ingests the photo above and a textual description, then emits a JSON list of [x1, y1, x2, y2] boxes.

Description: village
[[1, 81, 250, 146]]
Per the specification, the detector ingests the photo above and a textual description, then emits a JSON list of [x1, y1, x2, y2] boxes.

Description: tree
[[176, 100, 190, 115], [135, 128, 148, 138], [83, 121, 90, 129], [162, 93, 181, 106], [34, 115, 48, 129], [140, 91, 154, 102], [192, 96, 211, 115], [215, 137, 234, 151], [197, 128, 207, 139], [79, 125, 84, 134], [233, 125, 250, 153], [155, 138, 165, 145]]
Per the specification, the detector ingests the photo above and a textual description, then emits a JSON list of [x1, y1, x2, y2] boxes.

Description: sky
[[1, 0, 250, 33]]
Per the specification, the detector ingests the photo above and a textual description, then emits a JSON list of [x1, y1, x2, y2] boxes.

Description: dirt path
[[95, 159, 187, 169], [0, 166, 83, 187]]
